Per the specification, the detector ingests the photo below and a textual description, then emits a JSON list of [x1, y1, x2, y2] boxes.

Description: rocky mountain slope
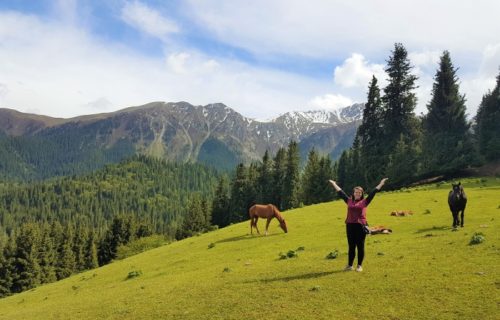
[[0, 102, 363, 177]]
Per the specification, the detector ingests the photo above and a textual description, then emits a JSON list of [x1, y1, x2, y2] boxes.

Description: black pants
[[346, 223, 366, 266]]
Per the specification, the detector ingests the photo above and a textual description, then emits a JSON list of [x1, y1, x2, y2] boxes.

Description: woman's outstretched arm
[[365, 178, 389, 205], [328, 180, 342, 192], [329, 180, 349, 203]]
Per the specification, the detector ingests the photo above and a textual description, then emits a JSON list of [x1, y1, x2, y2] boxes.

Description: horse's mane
[[271, 205, 284, 222]]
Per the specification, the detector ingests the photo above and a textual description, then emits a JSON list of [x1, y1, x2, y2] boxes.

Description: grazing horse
[[448, 182, 467, 228], [249, 204, 288, 235]]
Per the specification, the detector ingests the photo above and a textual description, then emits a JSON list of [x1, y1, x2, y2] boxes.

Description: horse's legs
[[452, 211, 458, 228], [253, 217, 260, 234], [250, 218, 253, 235], [265, 218, 272, 236], [460, 209, 465, 227]]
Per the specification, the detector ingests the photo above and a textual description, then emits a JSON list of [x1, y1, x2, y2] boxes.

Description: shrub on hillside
[[469, 232, 485, 245], [279, 250, 298, 259], [325, 250, 338, 259], [116, 235, 169, 260], [126, 270, 143, 280]]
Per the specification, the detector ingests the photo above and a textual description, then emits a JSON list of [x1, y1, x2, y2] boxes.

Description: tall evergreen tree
[[336, 150, 351, 191], [38, 226, 57, 284], [382, 43, 421, 184], [0, 236, 16, 297], [282, 141, 301, 210], [385, 135, 418, 186], [98, 216, 133, 266], [12, 223, 41, 293], [56, 226, 75, 279], [301, 150, 335, 205], [422, 51, 476, 175], [272, 148, 287, 210], [317, 156, 335, 202], [73, 225, 89, 272], [177, 194, 206, 239], [84, 230, 99, 270], [475, 70, 500, 161], [257, 150, 274, 205], [357, 76, 385, 187], [211, 175, 231, 228], [301, 148, 321, 205], [382, 43, 420, 142], [229, 164, 248, 223]]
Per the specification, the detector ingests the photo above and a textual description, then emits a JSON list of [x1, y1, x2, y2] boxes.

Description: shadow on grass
[[215, 233, 281, 244], [247, 270, 343, 283], [414, 225, 451, 234]]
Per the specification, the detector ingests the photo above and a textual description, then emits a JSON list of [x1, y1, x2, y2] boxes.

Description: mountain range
[[0, 101, 363, 179]]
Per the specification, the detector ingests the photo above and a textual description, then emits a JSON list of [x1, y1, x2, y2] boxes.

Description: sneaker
[[344, 265, 353, 271], [356, 265, 363, 272]]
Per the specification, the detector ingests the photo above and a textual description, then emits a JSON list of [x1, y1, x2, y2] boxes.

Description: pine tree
[[0, 236, 16, 297], [229, 164, 248, 223], [257, 150, 274, 204], [177, 194, 206, 239], [349, 137, 364, 188], [475, 71, 500, 161], [272, 148, 287, 210], [422, 51, 476, 175], [357, 76, 385, 187], [301, 148, 320, 205], [282, 141, 301, 210], [12, 223, 41, 293], [38, 226, 57, 284], [382, 43, 420, 143], [73, 225, 88, 272], [381, 43, 421, 182], [98, 216, 133, 265], [56, 226, 75, 280], [84, 230, 99, 270], [336, 150, 351, 191], [385, 135, 419, 186], [317, 156, 335, 202], [211, 175, 231, 228]]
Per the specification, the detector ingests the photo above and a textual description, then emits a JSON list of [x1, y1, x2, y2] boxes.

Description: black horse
[[448, 182, 467, 228]]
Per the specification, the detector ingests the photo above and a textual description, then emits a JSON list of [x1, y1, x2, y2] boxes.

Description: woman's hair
[[353, 186, 364, 193]]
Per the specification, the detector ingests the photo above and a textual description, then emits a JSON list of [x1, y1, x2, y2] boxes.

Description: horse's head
[[279, 219, 288, 233], [451, 182, 464, 199], [273, 205, 288, 233]]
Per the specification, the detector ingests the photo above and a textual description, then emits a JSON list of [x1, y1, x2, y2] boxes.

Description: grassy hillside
[[0, 178, 498, 320]]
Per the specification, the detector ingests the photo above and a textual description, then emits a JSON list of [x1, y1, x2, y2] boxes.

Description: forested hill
[[0, 155, 218, 237], [0, 155, 221, 297]]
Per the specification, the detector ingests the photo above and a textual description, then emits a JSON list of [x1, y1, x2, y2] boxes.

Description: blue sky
[[0, 0, 499, 119]]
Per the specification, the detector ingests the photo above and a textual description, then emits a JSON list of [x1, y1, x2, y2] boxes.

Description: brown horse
[[248, 204, 288, 235]]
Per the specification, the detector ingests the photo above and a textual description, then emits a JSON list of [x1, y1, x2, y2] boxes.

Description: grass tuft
[[325, 250, 339, 259], [126, 270, 143, 280]]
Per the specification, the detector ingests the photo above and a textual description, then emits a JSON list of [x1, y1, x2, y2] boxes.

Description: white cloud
[[0, 10, 331, 119], [479, 43, 500, 78], [334, 53, 385, 89], [166, 52, 190, 74], [184, 0, 500, 58], [308, 94, 353, 110], [84, 97, 114, 110], [121, 1, 179, 40]]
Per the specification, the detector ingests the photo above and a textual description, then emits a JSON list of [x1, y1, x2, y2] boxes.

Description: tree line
[[337, 44, 499, 191]]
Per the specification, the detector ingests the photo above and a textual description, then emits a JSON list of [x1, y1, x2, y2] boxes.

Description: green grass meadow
[[0, 178, 498, 319]]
